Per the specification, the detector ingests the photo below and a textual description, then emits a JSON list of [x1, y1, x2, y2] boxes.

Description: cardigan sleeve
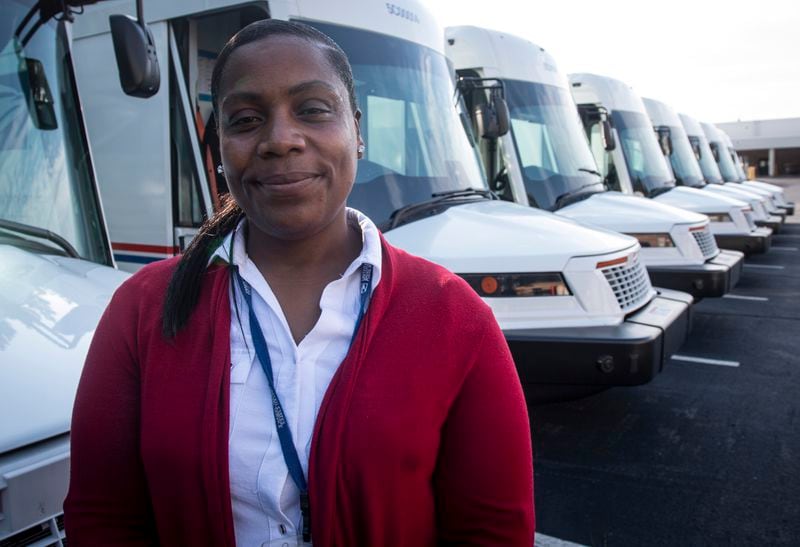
[[433, 307, 535, 545], [63, 283, 159, 545]]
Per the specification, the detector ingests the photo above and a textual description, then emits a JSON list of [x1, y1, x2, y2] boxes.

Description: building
[[717, 118, 800, 177]]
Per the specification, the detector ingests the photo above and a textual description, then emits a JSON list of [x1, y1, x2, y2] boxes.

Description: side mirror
[[18, 57, 57, 130], [473, 97, 509, 139], [601, 118, 616, 151], [710, 142, 720, 162], [109, 14, 160, 97], [457, 76, 510, 139], [491, 94, 510, 137], [656, 127, 673, 156], [690, 138, 702, 160]]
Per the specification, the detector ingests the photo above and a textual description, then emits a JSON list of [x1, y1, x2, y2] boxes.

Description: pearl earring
[[357, 145, 365, 153]]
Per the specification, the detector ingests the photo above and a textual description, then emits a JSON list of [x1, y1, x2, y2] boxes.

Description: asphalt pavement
[[530, 213, 800, 546]]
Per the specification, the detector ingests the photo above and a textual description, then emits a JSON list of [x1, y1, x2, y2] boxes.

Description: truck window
[[366, 95, 409, 173], [588, 123, 621, 192], [0, 7, 109, 264], [510, 119, 558, 174]]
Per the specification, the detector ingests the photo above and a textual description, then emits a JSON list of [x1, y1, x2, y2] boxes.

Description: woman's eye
[[231, 115, 259, 126], [299, 103, 332, 117]]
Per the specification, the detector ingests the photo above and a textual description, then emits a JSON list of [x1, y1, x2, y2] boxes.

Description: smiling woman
[[64, 19, 534, 547]]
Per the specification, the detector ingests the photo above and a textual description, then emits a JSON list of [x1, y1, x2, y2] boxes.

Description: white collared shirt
[[209, 208, 382, 546]]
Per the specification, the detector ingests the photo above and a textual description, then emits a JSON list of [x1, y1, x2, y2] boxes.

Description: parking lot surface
[[531, 200, 800, 546]]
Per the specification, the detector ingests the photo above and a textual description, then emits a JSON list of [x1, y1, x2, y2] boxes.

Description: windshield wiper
[[553, 182, 603, 210], [385, 188, 497, 231], [578, 167, 603, 177], [649, 185, 674, 198], [0, 219, 79, 258]]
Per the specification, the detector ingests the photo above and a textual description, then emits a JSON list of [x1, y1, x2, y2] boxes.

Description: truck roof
[[642, 96, 683, 128], [569, 72, 645, 114], [73, 0, 445, 53], [445, 25, 566, 88]]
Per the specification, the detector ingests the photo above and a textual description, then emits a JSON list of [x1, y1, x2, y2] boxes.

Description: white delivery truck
[[445, 26, 742, 299], [566, 73, 749, 284], [679, 112, 783, 231], [642, 97, 772, 255], [73, 0, 691, 400], [0, 0, 131, 543], [720, 130, 794, 216], [703, 121, 786, 229]]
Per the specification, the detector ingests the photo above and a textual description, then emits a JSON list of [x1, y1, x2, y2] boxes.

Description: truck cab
[[703, 121, 786, 229], [721, 130, 794, 216], [642, 97, 772, 255], [445, 26, 741, 299], [72, 1, 691, 401], [0, 1, 129, 543]]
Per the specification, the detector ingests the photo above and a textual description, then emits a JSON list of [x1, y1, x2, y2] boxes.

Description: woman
[[65, 20, 534, 546]]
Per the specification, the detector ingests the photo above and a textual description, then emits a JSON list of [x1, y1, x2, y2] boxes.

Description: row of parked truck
[[1, 0, 795, 543]]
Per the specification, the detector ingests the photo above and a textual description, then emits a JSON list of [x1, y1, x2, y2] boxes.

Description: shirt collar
[[208, 207, 382, 287]]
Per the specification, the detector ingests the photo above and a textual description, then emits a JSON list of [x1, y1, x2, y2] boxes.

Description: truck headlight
[[706, 213, 733, 222], [459, 273, 571, 297], [626, 233, 675, 248]]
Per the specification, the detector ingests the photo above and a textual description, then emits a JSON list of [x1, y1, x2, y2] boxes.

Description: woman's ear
[[354, 109, 365, 159]]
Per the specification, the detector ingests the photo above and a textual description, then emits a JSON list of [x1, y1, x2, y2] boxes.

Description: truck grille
[[601, 253, 653, 313], [0, 515, 65, 547], [692, 226, 720, 259]]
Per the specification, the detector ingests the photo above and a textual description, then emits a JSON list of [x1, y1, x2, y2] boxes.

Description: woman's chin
[[248, 207, 343, 243]]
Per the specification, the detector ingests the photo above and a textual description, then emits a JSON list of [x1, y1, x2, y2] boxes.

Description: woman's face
[[217, 35, 362, 241]]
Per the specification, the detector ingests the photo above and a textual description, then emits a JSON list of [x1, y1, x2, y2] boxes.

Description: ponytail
[[162, 195, 243, 338]]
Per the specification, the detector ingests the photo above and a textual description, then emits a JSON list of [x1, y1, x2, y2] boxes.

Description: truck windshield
[[612, 110, 675, 195], [665, 124, 705, 187], [709, 137, 741, 182], [305, 21, 487, 227], [0, 0, 108, 264], [504, 79, 603, 210], [688, 134, 724, 184]]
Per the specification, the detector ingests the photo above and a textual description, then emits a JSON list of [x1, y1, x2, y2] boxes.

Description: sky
[[428, 0, 800, 123]]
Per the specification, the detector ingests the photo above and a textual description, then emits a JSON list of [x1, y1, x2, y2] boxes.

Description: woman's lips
[[256, 172, 319, 185], [247, 172, 320, 197]]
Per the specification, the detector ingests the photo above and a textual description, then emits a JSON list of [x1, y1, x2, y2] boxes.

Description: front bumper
[[505, 289, 692, 403], [779, 202, 794, 216], [646, 250, 744, 298], [714, 227, 772, 255]]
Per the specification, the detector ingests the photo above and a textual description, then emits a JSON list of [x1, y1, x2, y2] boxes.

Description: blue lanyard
[[232, 262, 373, 542]]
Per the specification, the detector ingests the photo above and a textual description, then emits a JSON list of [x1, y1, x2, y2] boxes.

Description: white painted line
[[535, 533, 589, 547], [744, 264, 785, 270], [722, 294, 769, 302], [672, 355, 740, 367], [770, 246, 798, 251]]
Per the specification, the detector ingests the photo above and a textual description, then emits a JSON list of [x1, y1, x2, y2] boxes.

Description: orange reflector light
[[689, 225, 706, 232], [596, 256, 628, 269], [480, 276, 499, 295]]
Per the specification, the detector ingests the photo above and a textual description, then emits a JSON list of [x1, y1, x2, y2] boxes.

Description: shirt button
[[279, 524, 287, 535]]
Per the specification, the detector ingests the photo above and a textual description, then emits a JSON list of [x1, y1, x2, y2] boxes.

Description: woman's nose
[[256, 111, 306, 157]]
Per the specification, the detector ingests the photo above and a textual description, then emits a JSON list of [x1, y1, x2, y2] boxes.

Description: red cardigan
[[65, 238, 534, 546]]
